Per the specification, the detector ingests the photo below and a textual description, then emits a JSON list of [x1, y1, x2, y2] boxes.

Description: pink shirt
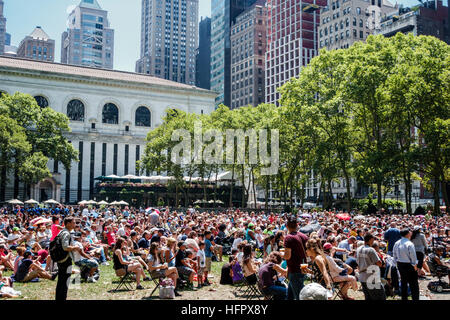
[[51, 223, 61, 241]]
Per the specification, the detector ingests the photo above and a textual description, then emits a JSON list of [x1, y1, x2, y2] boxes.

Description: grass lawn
[[2, 258, 237, 300]]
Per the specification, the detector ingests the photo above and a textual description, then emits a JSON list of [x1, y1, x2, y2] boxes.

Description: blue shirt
[[393, 237, 418, 265], [384, 228, 401, 253], [205, 238, 213, 258]]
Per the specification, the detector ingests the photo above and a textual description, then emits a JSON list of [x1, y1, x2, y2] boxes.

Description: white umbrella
[[44, 199, 60, 205], [8, 199, 24, 205], [78, 200, 88, 205], [97, 200, 109, 205], [24, 199, 39, 204], [118, 200, 129, 206], [32, 218, 52, 226], [86, 200, 97, 205], [354, 215, 365, 220], [123, 174, 138, 180]]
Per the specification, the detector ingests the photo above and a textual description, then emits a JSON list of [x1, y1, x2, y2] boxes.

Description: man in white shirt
[[393, 228, 419, 301]]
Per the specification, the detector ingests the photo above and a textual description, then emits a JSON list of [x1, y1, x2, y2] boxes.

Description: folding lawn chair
[[148, 273, 165, 297], [112, 271, 134, 292]]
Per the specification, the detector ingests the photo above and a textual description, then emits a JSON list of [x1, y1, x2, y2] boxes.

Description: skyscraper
[[318, 0, 396, 51], [17, 27, 55, 62], [265, 0, 327, 105], [210, 0, 260, 107], [136, 0, 198, 85], [0, 0, 6, 55], [230, 3, 267, 109], [196, 16, 211, 90], [61, 0, 114, 69]]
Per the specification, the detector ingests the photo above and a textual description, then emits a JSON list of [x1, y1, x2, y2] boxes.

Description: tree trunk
[[229, 165, 235, 207], [441, 178, 449, 214], [265, 175, 269, 212], [377, 182, 382, 209], [252, 167, 257, 209], [343, 171, 352, 212], [241, 166, 246, 208], [434, 174, 440, 215]]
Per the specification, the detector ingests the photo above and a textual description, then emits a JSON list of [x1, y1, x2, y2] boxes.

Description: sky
[[2, 0, 441, 72], [3, 0, 211, 72]]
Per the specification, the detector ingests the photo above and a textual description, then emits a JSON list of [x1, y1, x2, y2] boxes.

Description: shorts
[[76, 258, 99, 269], [151, 269, 166, 279], [177, 266, 195, 277], [205, 257, 212, 272]]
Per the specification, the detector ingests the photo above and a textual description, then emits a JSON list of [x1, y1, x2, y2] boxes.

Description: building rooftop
[[79, 0, 102, 10], [0, 56, 214, 95], [29, 26, 51, 41]]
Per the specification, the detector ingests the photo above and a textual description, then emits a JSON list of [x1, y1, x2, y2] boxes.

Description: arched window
[[135, 106, 151, 127], [102, 103, 119, 124], [353, 17, 357, 26], [356, 7, 361, 15], [34, 95, 49, 108], [67, 99, 85, 122], [359, 19, 363, 27]]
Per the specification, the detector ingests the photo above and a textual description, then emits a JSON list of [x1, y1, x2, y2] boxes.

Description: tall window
[[102, 143, 107, 176], [67, 99, 85, 121], [102, 103, 119, 124], [34, 96, 49, 108], [135, 106, 151, 127]]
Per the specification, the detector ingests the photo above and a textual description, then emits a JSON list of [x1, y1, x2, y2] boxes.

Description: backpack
[[49, 230, 69, 263]]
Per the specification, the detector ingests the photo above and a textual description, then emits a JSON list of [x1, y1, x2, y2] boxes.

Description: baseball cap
[[323, 243, 333, 250]]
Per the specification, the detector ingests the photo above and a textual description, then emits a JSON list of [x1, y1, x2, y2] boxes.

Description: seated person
[[175, 242, 196, 291], [147, 242, 181, 296], [129, 231, 147, 259], [112, 237, 145, 290], [0, 270, 19, 299], [0, 244, 14, 271], [429, 246, 450, 283], [304, 239, 333, 291], [220, 255, 234, 285], [323, 243, 358, 300], [72, 232, 99, 283], [14, 251, 56, 283], [241, 244, 258, 285], [258, 251, 288, 300]]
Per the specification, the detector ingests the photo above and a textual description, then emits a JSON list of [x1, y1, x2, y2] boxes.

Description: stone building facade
[[0, 56, 216, 204]]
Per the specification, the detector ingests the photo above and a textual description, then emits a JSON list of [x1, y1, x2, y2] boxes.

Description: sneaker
[[175, 290, 182, 297], [197, 284, 203, 289], [87, 277, 97, 283], [143, 277, 151, 281], [203, 281, 211, 286], [186, 284, 197, 291], [101, 262, 110, 266], [136, 285, 145, 290]]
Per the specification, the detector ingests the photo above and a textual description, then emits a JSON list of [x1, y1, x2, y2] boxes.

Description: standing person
[[411, 226, 428, 277], [283, 215, 308, 300], [356, 233, 386, 300], [55, 217, 81, 301], [393, 228, 420, 301], [384, 222, 401, 256], [149, 209, 160, 226], [203, 231, 215, 285]]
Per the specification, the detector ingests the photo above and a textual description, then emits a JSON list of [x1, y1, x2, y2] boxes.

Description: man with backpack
[[50, 217, 81, 301]]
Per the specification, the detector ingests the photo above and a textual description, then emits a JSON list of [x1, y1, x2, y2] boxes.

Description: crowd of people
[[0, 204, 449, 300]]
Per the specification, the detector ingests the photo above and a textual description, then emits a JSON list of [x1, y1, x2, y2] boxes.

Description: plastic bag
[[159, 286, 175, 299]]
